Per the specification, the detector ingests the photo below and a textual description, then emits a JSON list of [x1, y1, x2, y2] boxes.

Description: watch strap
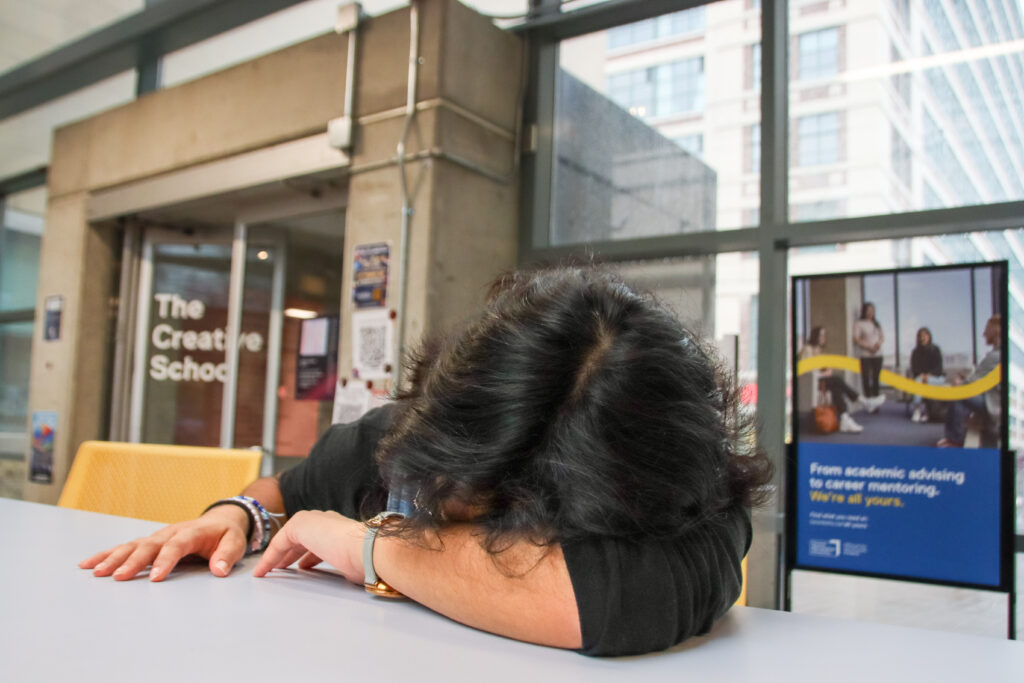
[[362, 523, 382, 584], [362, 512, 406, 599]]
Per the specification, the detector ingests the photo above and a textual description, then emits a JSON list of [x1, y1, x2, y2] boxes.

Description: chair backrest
[[736, 555, 748, 607], [58, 441, 262, 524]]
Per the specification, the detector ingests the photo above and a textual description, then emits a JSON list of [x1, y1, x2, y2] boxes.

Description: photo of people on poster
[[794, 265, 1004, 450]]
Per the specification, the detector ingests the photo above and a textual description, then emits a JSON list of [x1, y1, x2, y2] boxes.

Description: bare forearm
[[373, 527, 582, 649], [242, 475, 286, 516]]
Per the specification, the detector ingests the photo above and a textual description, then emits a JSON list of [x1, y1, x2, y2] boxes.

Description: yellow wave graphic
[[796, 354, 1001, 401]]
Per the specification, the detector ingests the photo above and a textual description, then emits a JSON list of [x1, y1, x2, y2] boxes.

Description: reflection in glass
[[552, 1, 761, 243], [614, 252, 759, 398]]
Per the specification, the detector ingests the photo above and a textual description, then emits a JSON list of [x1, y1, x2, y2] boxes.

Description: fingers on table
[[148, 531, 205, 582], [114, 540, 165, 581], [252, 542, 308, 577], [297, 551, 323, 570], [78, 547, 116, 569], [208, 529, 247, 578], [83, 543, 136, 576], [86, 540, 161, 580]]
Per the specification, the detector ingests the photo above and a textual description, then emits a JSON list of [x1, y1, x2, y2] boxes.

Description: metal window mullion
[[0, 194, 5, 309], [108, 219, 142, 442], [0, 311, 30, 325], [220, 221, 248, 449], [528, 41, 558, 254], [128, 235, 155, 443], [260, 238, 286, 476], [753, 0, 789, 612], [785, 199, 1024, 248], [520, 227, 760, 264], [516, 0, 707, 41]]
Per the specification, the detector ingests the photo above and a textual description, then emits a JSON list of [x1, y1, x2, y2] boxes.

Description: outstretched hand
[[78, 505, 250, 582], [251, 510, 365, 584]]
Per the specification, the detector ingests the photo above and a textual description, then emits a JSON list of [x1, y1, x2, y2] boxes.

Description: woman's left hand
[[251, 510, 365, 583]]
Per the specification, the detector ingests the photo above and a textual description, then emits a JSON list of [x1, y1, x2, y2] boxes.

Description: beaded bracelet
[[203, 496, 272, 555], [202, 498, 254, 540], [245, 496, 272, 554]]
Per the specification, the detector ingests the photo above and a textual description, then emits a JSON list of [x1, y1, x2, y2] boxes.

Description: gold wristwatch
[[363, 511, 406, 598]]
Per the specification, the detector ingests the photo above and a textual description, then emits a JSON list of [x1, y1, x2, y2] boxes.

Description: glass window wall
[[549, 0, 761, 244], [788, 0, 1024, 221]]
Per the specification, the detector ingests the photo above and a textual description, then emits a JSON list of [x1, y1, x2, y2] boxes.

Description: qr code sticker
[[358, 324, 387, 369]]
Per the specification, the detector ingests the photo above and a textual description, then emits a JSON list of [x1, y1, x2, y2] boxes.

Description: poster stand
[[785, 261, 1015, 639]]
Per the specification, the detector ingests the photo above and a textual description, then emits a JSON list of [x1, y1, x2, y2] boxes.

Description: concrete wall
[[49, 33, 350, 197], [25, 0, 523, 503]]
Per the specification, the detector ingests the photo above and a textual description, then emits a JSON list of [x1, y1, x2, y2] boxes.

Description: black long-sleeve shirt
[[910, 344, 943, 378]]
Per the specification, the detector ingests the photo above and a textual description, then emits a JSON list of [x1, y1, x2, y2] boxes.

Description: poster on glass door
[[788, 262, 1011, 590], [295, 316, 338, 400]]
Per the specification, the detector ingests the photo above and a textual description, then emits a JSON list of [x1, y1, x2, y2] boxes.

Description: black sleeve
[[563, 504, 751, 657], [910, 348, 922, 377], [932, 345, 943, 375], [278, 405, 396, 519]]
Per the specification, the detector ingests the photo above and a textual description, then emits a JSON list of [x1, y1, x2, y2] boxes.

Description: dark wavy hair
[[915, 327, 933, 348], [860, 302, 880, 329], [374, 265, 772, 552], [807, 326, 826, 348]]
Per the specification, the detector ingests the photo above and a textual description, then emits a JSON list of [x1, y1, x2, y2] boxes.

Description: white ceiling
[[0, 0, 143, 76]]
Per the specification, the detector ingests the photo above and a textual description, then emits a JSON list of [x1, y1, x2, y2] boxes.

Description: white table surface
[[1, 497, 1022, 682]]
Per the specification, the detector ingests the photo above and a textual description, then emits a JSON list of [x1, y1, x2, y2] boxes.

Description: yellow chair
[[58, 441, 262, 524], [736, 556, 748, 606]]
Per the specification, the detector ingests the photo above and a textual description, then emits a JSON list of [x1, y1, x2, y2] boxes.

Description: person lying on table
[[80, 265, 772, 657]]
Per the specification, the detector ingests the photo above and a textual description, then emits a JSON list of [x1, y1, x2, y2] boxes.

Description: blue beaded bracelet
[[204, 496, 272, 555]]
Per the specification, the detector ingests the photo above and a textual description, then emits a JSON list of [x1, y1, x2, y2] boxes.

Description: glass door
[[122, 207, 345, 476], [128, 225, 284, 457]]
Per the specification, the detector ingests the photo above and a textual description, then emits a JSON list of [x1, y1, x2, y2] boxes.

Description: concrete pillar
[[340, 0, 522, 381], [23, 194, 119, 503]]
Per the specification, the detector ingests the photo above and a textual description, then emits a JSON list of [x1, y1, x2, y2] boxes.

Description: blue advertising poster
[[789, 262, 1009, 590], [29, 410, 57, 484], [353, 243, 389, 309]]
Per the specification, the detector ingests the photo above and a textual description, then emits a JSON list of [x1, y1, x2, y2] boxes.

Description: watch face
[[367, 511, 405, 528]]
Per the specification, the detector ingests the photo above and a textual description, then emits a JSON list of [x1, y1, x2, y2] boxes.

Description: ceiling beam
[[0, 0, 307, 120]]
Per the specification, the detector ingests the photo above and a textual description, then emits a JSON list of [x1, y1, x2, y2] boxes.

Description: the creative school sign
[[788, 262, 1012, 595], [148, 293, 264, 383]]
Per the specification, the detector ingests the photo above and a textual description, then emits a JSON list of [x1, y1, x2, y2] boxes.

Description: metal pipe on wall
[[394, 0, 420, 390]]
